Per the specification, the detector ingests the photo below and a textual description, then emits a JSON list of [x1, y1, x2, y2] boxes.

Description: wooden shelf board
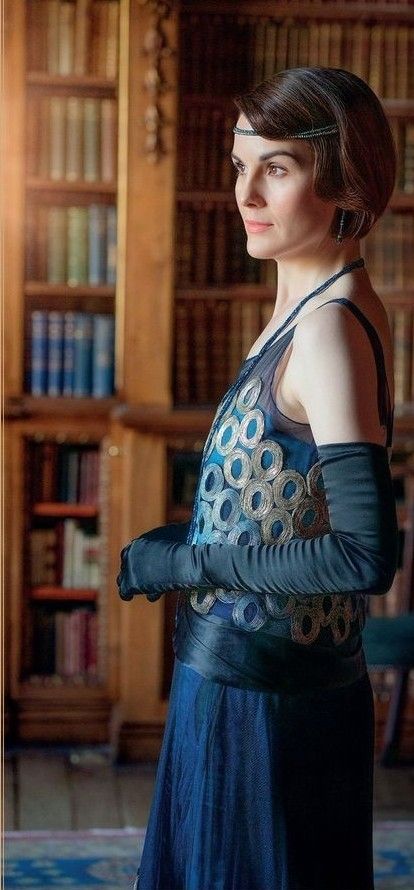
[[18, 680, 107, 699], [177, 191, 414, 210], [25, 282, 115, 298], [30, 586, 98, 601], [26, 72, 117, 96], [113, 404, 215, 435], [33, 502, 99, 518], [5, 395, 117, 419], [181, 2, 414, 22], [389, 194, 414, 210], [26, 178, 117, 195]]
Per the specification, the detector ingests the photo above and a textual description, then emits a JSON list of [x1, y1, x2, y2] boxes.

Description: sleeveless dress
[[136, 278, 393, 890]]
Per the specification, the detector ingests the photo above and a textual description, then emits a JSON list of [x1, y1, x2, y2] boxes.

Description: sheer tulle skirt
[[136, 657, 375, 890]]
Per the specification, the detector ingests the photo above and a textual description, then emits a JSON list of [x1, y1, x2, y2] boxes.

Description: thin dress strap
[[316, 298, 394, 447]]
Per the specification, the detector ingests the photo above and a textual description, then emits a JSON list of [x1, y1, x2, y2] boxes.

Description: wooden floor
[[4, 746, 414, 831]]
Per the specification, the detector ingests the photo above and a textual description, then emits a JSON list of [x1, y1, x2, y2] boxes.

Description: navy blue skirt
[[136, 657, 375, 890]]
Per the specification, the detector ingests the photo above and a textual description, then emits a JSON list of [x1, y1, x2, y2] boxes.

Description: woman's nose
[[239, 179, 266, 208]]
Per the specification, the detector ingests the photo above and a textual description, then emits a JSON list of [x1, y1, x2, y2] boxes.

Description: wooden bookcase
[[5, 0, 414, 756]]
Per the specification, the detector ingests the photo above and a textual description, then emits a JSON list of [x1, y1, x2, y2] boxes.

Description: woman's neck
[[272, 243, 362, 322]]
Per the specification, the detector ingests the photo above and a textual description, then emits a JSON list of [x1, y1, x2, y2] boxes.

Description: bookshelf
[[5, 0, 414, 757]]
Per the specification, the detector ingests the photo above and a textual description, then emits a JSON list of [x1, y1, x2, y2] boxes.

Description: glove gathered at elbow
[[118, 443, 399, 602]]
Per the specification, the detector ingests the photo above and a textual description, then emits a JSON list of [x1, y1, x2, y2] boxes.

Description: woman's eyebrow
[[231, 150, 301, 164]]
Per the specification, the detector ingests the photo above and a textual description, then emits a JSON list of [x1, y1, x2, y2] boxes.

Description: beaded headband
[[233, 123, 338, 139]]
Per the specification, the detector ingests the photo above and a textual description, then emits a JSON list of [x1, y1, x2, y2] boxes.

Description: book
[[66, 97, 83, 181], [47, 311, 64, 396], [91, 314, 115, 397], [47, 206, 67, 283], [100, 98, 117, 181], [58, 1, 76, 76], [67, 207, 89, 285], [106, 205, 117, 284], [49, 97, 66, 180], [83, 98, 100, 182], [63, 311, 76, 396], [73, 312, 94, 396], [30, 310, 48, 396], [88, 204, 107, 284]]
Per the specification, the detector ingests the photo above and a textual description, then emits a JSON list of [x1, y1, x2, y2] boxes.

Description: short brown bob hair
[[234, 67, 396, 240]]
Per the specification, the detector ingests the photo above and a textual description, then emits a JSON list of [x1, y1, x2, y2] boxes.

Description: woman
[[118, 68, 399, 890]]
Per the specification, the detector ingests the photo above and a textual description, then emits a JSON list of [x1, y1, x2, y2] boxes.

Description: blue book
[[47, 311, 64, 396], [30, 311, 48, 395], [106, 205, 117, 284], [73, 313, 93, 397], [88, 204, 107, 285], [62, 311, 76, 396], [92, 314, 115, 397]]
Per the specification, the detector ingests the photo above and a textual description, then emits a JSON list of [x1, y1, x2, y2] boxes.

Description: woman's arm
[[118, 304, 398, 601]]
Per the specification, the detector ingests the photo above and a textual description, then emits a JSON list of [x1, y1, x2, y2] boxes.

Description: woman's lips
[[244, 220, 273, 233]]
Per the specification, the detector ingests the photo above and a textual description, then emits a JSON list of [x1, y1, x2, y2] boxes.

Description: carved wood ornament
[[140, 0, 174, 162]]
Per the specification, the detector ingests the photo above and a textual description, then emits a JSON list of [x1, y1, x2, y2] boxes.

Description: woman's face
[[232, 114, 336, 261]]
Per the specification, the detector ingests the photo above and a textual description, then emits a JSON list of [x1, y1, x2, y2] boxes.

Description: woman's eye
[[232, 162, 245, 176], [268, 164, 285, 176]]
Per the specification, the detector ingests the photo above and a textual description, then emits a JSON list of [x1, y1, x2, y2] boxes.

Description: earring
[[336, 209, 346, 243]]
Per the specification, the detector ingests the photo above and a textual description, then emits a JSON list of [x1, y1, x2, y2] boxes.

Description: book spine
[[74, 0, 90, 75], [30, 310, 48, 396], [105, 1, 119, 80], [88, 204, 107, 284], [106, 205, 117, 284], [47, 207, 67, 283], [42, 441, 58, 501], [92, 314, 115, 397], [63, 311, 76, 396], [62, 519, 76, 587], [73, 313, 93, 396], [66, 97, 83, 181], [58, 1, 76, 75], [67, 207, 89, 285], [83, 98, 100, 182], [49, 97, 66, 180], [46, 0, 60, 75], [47, 310, 64, 396]]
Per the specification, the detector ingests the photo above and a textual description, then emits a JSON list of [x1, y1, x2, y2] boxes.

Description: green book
[[47, 207, 67, 283], [83, 99, 100, 182], [67, 207, 88, 285]]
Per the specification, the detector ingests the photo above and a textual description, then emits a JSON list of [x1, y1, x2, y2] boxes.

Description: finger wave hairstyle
[[234, 67, 397, 240]]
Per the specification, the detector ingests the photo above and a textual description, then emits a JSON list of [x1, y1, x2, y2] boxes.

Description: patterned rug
[[4, 822, 414, 889]]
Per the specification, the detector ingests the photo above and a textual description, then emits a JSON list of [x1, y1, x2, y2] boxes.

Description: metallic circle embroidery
[[228, 519, 262, 546], [223, 449, 252, 489], [208, 529, 228, 544], [291, 604, 321, 645], [238, 408, 265, 449], [196, 501, 214, 542], [212, 487, 241, 530], [306, 462, 325, 500], [264, 593, 296, 619], [292, 496, 326, 538], [190, 589, 217, 615], [251, 439, 284, 481], [240, 479, 273, 520], [330, 607, 351, 645], [199, 463, 224, 501], [216, 415, 240, 456], [272, 469, 307, 510], [236, 377, 262, 413], [204, 428, 217, 461], [215, 587, 238, 604], [261, 507, 293, 544], [232, 594, 267, 631]]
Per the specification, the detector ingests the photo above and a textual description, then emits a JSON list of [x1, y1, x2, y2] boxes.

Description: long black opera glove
[[117, 443, 398, 602], [117, 521, 189, 601]]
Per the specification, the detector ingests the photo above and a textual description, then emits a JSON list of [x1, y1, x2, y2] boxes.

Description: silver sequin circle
[[216, 415, 240, 456], [261, 507, 293, 544], [190, 589, 217, 615], [306, 462, 325, 499], [264, 593, 296, 619], [236, 377, 262, 413], [240, 479, 273, 520], [223, 449, 252, 489], [238, 409, 265, 449], [228, 519, 262, 545], [208, 529, 228, 544], [291, 604, 321, 645], [251, 440, 283, 481], [212, 487, 241, 530], [272, 469, 307, 510], [199, 463, 224, 501], [232, 594, 267, 632], [215, 587, 238, 604]]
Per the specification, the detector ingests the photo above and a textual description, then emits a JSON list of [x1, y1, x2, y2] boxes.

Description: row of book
[[29, 311, 115, 398], [176, 111, 414, 195], [27, 0, 119, 79], [173, 297, 414, 407], [26, 205, 117, 285], [181, 15, 414, 98], [362, 213, 414, 288], [27, 96, 117, 183], [174, 298, 273, 406], [32, 606, 98, 678], [175, 204, 277, 288], [28, 440, 100, 504], [30, 521, 101, 588]]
